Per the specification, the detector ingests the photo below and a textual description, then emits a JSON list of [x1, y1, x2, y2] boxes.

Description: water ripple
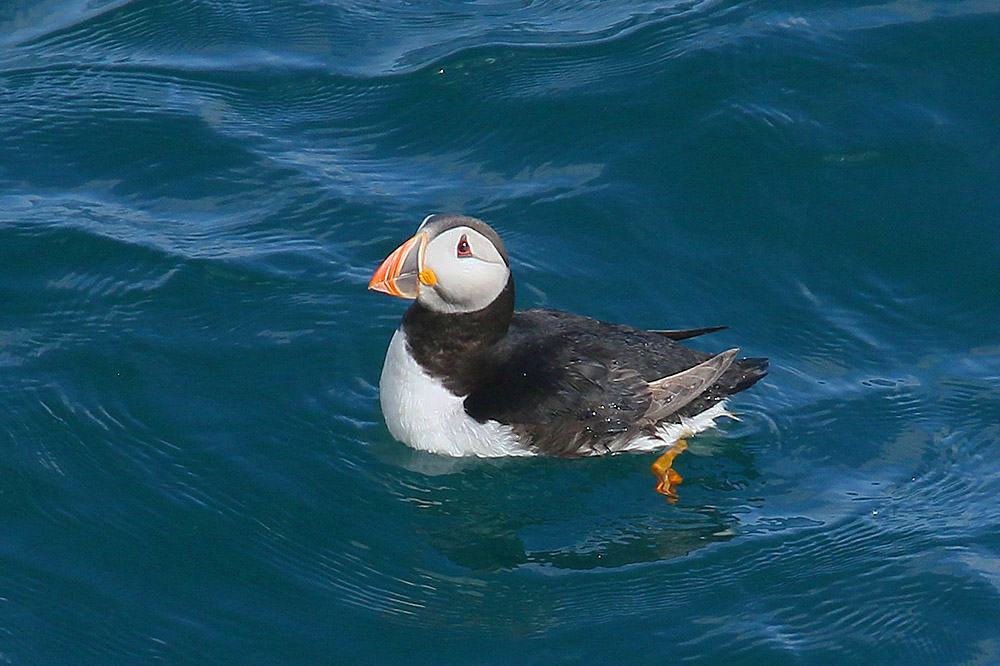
[[2, 0, 999, 662]]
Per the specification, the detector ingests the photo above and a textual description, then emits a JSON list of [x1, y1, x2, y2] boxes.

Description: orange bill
[[368, 232, 427, 299]]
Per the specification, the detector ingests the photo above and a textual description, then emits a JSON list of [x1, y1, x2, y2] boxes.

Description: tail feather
[[723, 357, 769, 395], [670, 356, 767, 420]]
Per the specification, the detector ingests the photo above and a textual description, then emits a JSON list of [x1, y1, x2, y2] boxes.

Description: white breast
[[378, 329, 529, 457]]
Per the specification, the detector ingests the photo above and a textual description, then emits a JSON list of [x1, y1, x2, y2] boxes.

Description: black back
[[402, 296, 767, 456]]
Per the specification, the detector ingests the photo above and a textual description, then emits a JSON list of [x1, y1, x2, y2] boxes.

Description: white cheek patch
[[419, 227, 509, 314]]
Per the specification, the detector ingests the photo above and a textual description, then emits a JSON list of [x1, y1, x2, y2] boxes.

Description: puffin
[[369, 214, 768, 497]]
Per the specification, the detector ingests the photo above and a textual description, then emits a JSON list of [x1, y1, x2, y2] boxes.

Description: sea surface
[[2, 0, 1000, 664]]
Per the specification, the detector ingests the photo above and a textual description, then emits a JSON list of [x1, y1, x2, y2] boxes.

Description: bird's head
[[369, 214, 511, 314]]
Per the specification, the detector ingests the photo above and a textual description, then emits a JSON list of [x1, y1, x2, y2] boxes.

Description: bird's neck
[[401, 277, 514, 395]]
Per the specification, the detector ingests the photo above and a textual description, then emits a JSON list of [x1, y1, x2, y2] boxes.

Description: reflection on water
[[379, 412, 767, 573]]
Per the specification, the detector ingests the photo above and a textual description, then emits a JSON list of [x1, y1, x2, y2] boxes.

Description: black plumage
[[399, 275, 768, 457]]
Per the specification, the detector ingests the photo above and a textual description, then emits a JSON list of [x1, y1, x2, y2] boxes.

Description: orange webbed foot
[[651, 438, 688, 502]]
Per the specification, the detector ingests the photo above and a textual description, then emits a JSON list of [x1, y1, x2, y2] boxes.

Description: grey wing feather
[[643, 348, 738, 422]]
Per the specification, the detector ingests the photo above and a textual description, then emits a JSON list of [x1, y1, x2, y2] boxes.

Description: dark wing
[[462, 310, 732, 456], [463, 351, 655, 456]]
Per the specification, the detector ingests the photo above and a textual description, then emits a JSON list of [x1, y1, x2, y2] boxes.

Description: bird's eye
[[457, 235, 472, 257]]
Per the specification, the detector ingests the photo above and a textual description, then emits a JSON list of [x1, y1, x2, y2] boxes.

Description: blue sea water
[[2, 0, 1000, 663]]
